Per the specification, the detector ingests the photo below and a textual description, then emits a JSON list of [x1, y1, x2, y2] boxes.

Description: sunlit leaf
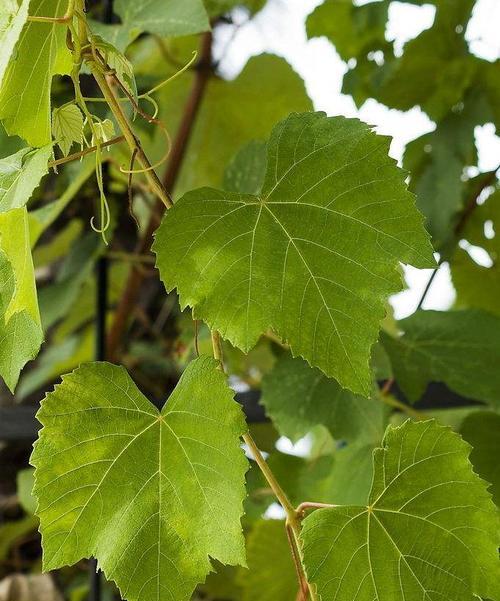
[[154, 111, 434, 394], [32, 357, 248, 601]]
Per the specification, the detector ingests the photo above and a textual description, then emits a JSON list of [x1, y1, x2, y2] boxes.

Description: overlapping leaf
[[0, 145, 52, 213], [261, 355, 384, 442], [381, 309, 500, 406], [0, 0, 31, 89], [461, 411, 500, 506], [238, 520, 297, 601], [154, 111, 434, 394], [300, 419, 500, 601], [0, 0, 72, 147], [32, 357, 248, 601], [156, 54, 312, 196], [0, 207, 43, 391], [92, 0, 209, 51]]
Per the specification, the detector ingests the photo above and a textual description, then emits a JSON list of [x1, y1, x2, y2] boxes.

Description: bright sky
[[214, 0, 500, 319]]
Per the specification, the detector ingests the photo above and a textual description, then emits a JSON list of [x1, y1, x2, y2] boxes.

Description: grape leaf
[[17, 468, 37, 515], [91, 0, 209, 52], [381, 309, 500, 406], [52, 105, 83, 157], [460, 411, 500, 506], [31, 356, 248, 601], [93, 36, 138, 105], [238, 520, 297, 601], [115, 0, 209, 42], [0, 0, 72, 147], [261, 355, 384, 443], [0, 145, 52, 212], [223, 140, 267, 195], [300, 419, 500, 601], [0, 0, 31, 89], [306, 0, 388, 62], [0, 207, 43, 392], [154, 112, 434, 395]]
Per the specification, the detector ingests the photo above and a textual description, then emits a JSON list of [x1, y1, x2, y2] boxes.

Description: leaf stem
[[88, 66, 173, 209], [48, 135, 125, 168], [381, 393, 430, 421]]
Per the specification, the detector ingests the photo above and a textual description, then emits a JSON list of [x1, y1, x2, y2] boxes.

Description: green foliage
[[154, 111, 433, 394], [261, 355, 384, 443], [0, 207, 43, 391], [52, 104, 84, 157], [0, 0, 31, 89], [0, 145, 52, 212], [451, 188, 500, 314], [157, 54, 312, 196], [0, 1, 499, 598], [382, 309, 500, 405], [301, 420, 500, 601], [0, 0, 72, 146], [32, 357, 248, 601], [238, 520, 297, 601], [461, 411, 500, 505], [93, 0, 209, 51]]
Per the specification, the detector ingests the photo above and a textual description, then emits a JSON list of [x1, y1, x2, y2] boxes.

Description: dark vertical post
[[90, 256, 108, 601]]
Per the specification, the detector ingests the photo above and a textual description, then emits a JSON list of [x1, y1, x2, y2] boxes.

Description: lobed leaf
[[32, 356, 248, 601], [52, 105, 83, 157], [154, 112, 434, 395], [300, 419, 500, 601], [0, 145, 52, 213]]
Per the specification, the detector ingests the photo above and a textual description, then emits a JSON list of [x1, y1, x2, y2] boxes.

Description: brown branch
[[106, 32, 213, 361]]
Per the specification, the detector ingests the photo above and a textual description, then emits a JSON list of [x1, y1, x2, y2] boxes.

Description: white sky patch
[[466, 0, 500, 61], [386, 2, 436, 56], [276, 434, 312, 457], [390, 263, 456, 319], [475, 124, 500, 172], [458, 239, 493, 267]]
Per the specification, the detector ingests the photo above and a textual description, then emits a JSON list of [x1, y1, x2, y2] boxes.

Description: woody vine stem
[[41, 0, 323, 598]]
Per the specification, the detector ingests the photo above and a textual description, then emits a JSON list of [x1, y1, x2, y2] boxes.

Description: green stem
[[88, 66, 173, 209], [210, 330, 318, 600]]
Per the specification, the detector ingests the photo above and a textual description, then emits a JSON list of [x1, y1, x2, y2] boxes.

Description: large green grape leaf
[[0, 0, 72, 147], [460, 411, 500, 507], [0, 145, 52, 213], [0, 0, 31, 89], [300, 419, 500, 601], [261, 355, 384, 443], [154, 112, 434, 395], [0, 207, 43, 391], [238, 520, 297, 601], [381, 309, 500, 406], [31, 356, 248, 601]]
